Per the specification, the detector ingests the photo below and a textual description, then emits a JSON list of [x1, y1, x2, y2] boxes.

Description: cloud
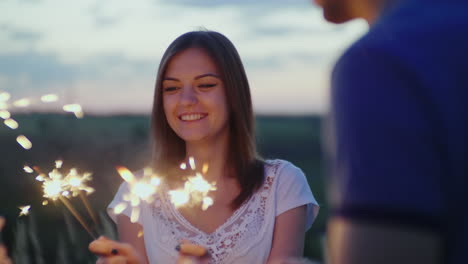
[[0, 50, 156, 94], [0, 23, 42, 42], [159, 0, 308, 7], [0, 51, 76, 85]]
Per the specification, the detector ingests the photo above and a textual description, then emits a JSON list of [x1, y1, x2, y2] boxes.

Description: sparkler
[[31, 161, 98, 239], [115, 167, 161, 223], [173, 157, 216, 211], [168, 170, 217, 210], [113, 157, 216, 224]]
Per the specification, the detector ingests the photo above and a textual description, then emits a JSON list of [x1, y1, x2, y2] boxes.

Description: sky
[[0, 0, 367, 115]]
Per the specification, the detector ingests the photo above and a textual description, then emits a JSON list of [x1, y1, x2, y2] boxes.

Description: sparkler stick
[[79, 191, 99, 229], [58, 196, 96, 239]]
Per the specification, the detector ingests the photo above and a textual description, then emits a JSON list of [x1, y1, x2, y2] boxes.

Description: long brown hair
[[151, 31, 264, 208]]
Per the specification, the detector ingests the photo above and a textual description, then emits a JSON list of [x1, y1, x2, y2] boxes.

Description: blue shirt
[[330, 0, 468, 262]]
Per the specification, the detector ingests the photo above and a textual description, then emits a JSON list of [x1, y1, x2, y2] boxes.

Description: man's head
[[314, 0, 357, 23], [315, 0, 389, 24]]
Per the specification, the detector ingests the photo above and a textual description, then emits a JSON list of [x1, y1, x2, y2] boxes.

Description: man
[[315, 0, 468, 263]]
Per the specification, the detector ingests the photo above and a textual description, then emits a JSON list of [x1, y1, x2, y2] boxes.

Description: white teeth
[[180, 114, 204, 121]]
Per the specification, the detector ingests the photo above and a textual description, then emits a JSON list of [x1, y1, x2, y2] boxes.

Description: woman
[[90, 30, 319, 264]]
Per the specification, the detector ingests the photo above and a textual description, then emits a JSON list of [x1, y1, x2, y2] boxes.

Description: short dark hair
[[151, 30, 264, 208]]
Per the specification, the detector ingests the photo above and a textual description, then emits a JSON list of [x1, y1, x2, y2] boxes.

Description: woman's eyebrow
[[194, 73, 221, 80], [162, 77, 180, 81]]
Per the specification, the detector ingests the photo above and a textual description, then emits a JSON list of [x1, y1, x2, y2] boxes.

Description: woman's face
[[162, 48, 229, 143]]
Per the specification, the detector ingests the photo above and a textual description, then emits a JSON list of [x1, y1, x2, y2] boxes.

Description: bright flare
[[63, 104, 84, 118], [115, 166, 161, 223], [117, 166, 135, 182], [189, 157, 196, 170], [16, 135, 32, 149], [13, 98, 30, 107], [64, 168, 94, 196], [23, 166, 34, 173], [202, 197, 214, 211], [19, 205, 31, 217], [113, 202, 128, 214], [43, 179, 64, 200], [0, 92, 10, 102], [4, 118, 19, 129], [0, 110, 10, 119], [168, 189, 190, 207], [168, 161, 216, 210], [41, 94, 59, 103]]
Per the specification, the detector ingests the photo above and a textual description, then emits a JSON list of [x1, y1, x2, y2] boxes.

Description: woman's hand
[[176, 242, 210, 264], [0, 217, 12, 264], [89, 236, 146, 264]]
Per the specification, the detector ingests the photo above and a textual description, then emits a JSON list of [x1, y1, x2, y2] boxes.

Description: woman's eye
[[198, 83, 217, 89], [163, 87, 178, 92]]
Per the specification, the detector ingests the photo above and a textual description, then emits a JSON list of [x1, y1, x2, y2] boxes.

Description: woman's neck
[[185, 134, 229, 182]]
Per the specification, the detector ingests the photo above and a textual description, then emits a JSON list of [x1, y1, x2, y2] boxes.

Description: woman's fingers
[[176, 242, 210, 264], [176, 243, 207, 257], [90, 236, 143, 264]]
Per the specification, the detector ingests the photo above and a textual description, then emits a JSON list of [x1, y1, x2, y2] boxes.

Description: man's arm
[[328, 217, 442, 264], [328, 44, 444, 264]]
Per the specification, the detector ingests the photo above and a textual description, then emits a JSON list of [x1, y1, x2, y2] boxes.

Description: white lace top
[[108, 159, 319, 264]]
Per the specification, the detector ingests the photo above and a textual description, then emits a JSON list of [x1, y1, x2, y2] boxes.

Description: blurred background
[[0, 0, 367, 263]]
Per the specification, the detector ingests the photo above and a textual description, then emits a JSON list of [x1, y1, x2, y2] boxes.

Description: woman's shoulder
[[263, 159, 304, 178]]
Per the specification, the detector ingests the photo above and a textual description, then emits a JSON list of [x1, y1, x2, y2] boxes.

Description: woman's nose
[[179, 85, 198, 106]]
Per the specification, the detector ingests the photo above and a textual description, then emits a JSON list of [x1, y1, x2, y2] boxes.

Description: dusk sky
[[0, 0, 367, 115]]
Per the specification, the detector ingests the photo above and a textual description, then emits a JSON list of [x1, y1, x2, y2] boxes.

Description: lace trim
[[150, 160, 283, 263]]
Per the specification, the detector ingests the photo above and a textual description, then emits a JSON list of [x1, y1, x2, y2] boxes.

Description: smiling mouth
[[179, 113, 208, 121]]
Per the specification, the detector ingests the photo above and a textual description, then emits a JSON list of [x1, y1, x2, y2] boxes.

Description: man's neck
[[354, 0, 397, 25]]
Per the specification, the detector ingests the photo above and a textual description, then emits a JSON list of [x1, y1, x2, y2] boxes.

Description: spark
[[0, 92, 10, 102], [113, 202, 128, 214], [202, 163, 209, 174], [16, 135, 32, 150], [18, 205, 31, 217], [115, 166, 161, 223], [24, 166, 34, 173], [0, 110, 10, 119], [4, 118, 19, 129], [36, 175, 46, 181], [189, 156, 196, 170], [55, 160, 63, 169], [63, 104, 84, 118], [180, 163, 187, 170], [41, 94, 58, 103], [42, 175, 66, 200], [64, 168, 94, 196], [168, 163, 216, 210], [168, 189, 190, 207], [188, 173, 216, 193], [13, 98, 31, 108], [202, 197, 214, 211]]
